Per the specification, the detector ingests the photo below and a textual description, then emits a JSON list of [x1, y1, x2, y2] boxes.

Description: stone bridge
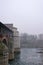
[[0, 22, 20, 65], [0, 22, 14, 60], [0, 22, 20, 60]]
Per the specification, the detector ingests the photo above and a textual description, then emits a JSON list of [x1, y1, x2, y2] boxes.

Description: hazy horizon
[[0, 0, 43, 34]]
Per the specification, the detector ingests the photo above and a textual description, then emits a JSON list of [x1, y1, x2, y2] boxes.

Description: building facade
[[5, 23, 20, 53], [0, 22, 20, 65]]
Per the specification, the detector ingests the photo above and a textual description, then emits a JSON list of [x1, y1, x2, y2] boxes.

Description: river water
[[9, 48, 43, 65]]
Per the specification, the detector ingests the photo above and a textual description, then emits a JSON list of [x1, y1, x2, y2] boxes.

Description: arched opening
[[2, 39, 7, 46]]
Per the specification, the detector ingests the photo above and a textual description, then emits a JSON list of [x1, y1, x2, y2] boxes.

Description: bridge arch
[[2, 37, 8, 46]]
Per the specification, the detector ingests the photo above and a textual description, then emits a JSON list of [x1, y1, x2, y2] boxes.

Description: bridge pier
[[13, 28, 20, 53]]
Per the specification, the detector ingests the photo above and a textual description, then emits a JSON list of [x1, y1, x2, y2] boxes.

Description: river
[[9, 48, 43, 65]]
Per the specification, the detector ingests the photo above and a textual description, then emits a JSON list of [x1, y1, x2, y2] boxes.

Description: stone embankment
[[0, 42, 9, 65]]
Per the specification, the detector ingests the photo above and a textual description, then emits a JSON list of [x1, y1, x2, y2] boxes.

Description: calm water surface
[[9, 48, 43, 65]]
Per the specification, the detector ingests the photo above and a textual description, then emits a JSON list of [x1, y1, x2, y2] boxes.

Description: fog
[[0, 0, 43, 34]]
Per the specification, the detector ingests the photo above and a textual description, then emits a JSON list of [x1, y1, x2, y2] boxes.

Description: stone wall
[[0, 42, 9, 65], [0, 54, 8, 65], [13, 28, 20, 53], [5, 23, 20, 53]]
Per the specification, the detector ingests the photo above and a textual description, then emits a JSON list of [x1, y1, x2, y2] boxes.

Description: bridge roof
[[0, 22, 13, 33]]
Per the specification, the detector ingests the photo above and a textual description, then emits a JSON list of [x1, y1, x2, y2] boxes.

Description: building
[[0, 22, 20, 65], [5, 23, 20, 53]]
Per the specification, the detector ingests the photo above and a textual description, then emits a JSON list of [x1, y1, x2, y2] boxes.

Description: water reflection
[[38, 49, 43, 63], [9, 48, 43, 65]]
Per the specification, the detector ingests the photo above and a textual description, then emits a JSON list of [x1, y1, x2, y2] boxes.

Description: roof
[[5, 24, 13, 30], [5, 24, 17, 30], [0, 22, 13, 33]]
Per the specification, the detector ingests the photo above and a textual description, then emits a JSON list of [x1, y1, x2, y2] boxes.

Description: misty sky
[[0, 0, 43, 34]]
